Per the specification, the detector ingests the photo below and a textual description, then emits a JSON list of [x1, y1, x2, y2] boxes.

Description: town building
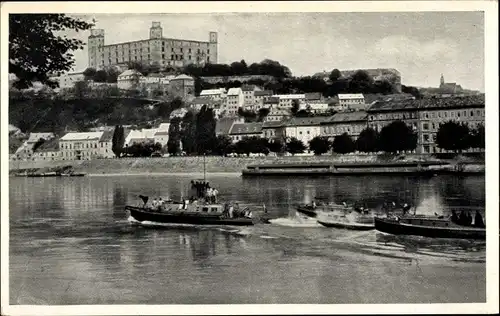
[[215, 117, 243, 137], [59, 132, 105, 160], [265, 107, 291, 122], [320, 111, 368, 141], [31, 138, 61, 161], [241, 84, 262, 108], [229, 122, 263, 143], [253, 90, 274, 110], [117, 69, 144, 90], [275, 94, 306, 109], [337, 94, 366, 111], [87, 23, 218, 70], [169, 74, 195, 99], [51, 72, 86, 90], [15, 132, 56, 159], [283, 117, 326, 148], [225, 87, 244, 116], [199, 88, 227, 101], [439, 74, 464, 94], [98, 130, 114, 158], [417, 95, 485, 154], [262, 121, 285, 140], [124, 128, 158, 146]]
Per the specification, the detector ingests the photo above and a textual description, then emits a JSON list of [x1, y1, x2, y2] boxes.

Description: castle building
[[88, 22, 218, 70]]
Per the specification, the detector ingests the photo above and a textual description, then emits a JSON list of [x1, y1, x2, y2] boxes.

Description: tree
[[238, 107, 258, 122], [332, 133, 355, 154], [181, 110, 197, 154], [214, 135, 233, 156], [436, 121, 471, 153], [469, 124, 485, 149], [112, 125, 125, 158], [9, 14, 94, 89], [94, 70, 108, 82], [286, 137, 306, 155], [167, 117, 182, 155], [379, 120, 418, 153], [73, 80, 90, 98], [309, 136, 331, 155], [267, 138, 284, 155], [291, 99, 300, 115], [329, 69, 342, 82], [257, 108, 270, 121], [83, 68, 97, 80], [32, 138, 46, 152], [195, 105, 217, 154], [355, 127, 379, 153]]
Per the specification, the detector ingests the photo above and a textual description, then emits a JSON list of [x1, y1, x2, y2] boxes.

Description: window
[[423, 134, 429, 141], [422, 123, 429, 130], [470, 111, 474, 116], [171, 48, 174, 52]]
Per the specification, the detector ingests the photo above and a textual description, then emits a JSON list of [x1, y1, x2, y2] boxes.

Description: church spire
[[440, 74, 445, 87]]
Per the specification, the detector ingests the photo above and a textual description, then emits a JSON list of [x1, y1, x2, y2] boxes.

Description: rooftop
[[154, 131, 169, 136], [118, 69, 143, 77], [262, 120, 284, 128], [367, 94, 485, 112], [60, 132, 104, 141], [27, 132, 55, 143], [216, 118, 237, 135], [36, 138, 60, 152], [227, 87, 242, 96], [200, 88, 226, 95], [322, 111, 368, 124], [264, 96, 280, 104], [229, 123, 263, 135], [254, 90, 274, 97], [99, 130, 114, 142], [275, 94, 306, 99], [172, 74, 194, 81], [283, 116, 327, 127], [338, 93, 365, 100], [305, 92, 322, 101], [241, 84, 259, 92]]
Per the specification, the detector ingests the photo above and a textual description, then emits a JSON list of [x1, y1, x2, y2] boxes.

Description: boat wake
[[269, 215, 321, 228]]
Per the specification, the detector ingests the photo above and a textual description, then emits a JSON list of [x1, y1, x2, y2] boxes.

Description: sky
[[66, 12, 485, 91]]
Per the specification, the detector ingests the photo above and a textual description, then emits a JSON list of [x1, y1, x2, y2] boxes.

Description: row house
[[417, 95, 485, 154], [320, 111, 368, 141], [225, 87, 244, 116], [241, 85, 262, 108], [253, 90, 274, 110], [15, 132, 56, 159], [59, 132, 106, 160], [190, 97, 222, 116], [283, 117, 325, 148], [338, 94, 366, 111], [275, 94, 306, 109], [228, 122, 263, 143], [199, 88, 227, 101], [31, 138, 61, 161], [266, 107, 291, 122], [262, 121, 285, 140], [99, 130, 115, 158]]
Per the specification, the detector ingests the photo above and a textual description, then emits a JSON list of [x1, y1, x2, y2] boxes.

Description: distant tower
[[440, 74, 445, 88], [150, 22, 163, 39], [88, 29, 105, 69], [208, 31, 218, 64]]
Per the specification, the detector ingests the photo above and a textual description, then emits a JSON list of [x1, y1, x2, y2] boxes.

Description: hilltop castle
[[88, 22, 218, 70], [439, 74, 463, 94]]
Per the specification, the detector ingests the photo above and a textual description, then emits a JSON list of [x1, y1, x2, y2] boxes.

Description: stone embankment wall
[[9, 154, 484, 175]]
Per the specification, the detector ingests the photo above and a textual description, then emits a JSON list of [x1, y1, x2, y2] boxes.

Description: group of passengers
[[451, 210, 485, 228]]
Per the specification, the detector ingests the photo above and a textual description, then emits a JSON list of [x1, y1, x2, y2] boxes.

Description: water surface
[[9, 174, 486, 304]]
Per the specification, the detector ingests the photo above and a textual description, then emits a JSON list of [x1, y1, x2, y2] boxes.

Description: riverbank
[[9, 154, 485, 176]]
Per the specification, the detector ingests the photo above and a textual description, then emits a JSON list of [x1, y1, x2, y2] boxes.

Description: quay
[[241, 161, 485, 176]]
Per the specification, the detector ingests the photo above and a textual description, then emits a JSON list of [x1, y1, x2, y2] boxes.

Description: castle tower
[[208, 31, 218, 64], [150, 22, 163, 39], [440, 74, 445, 87], [88, 29, 104, 69]]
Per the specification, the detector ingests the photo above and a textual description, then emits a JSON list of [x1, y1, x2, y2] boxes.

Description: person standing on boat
[[474, 211, 485, 228], [152, 198, 158, 210], [451, 210, 459, 224], [229, 204, 234, 218], [212, 188, 219, 203]]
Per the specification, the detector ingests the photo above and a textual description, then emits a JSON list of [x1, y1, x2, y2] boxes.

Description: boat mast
[[203, 153, 206, 181]]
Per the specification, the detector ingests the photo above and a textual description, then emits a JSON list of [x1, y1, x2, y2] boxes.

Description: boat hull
[[296, 206, 318, 218], [374, 217, 486, 240], [126, 206, 261, 226], [317, 219, 374, 230]]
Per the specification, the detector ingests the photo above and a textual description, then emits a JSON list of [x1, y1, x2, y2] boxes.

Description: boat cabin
[[399, 216, 453, 227]]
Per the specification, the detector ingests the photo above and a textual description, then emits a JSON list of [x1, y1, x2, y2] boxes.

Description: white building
[[15, 132, 56, 159], [125, 128, 158, 146], [228, 122, 263, 143], [117, 69, 144, 90], [225, 87, 244, 116], [241, 85, 262, 108], [200, 88, 227, 101], [52, 72, 86, 90], [98, 130, 115, 158], [338, 94, 365, 111], [275, 94, 306, 109], [31, 138, 61, 161], [253, 90, 274, 110], [59, 132, 104, 160], [154, 131, 169, 146], [283, 117, 326, 148]]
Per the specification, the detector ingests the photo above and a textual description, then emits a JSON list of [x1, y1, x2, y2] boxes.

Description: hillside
[[8, 96, 182, 134]]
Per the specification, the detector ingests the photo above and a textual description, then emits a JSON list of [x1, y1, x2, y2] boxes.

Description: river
[[9, 174, 486, 305]]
